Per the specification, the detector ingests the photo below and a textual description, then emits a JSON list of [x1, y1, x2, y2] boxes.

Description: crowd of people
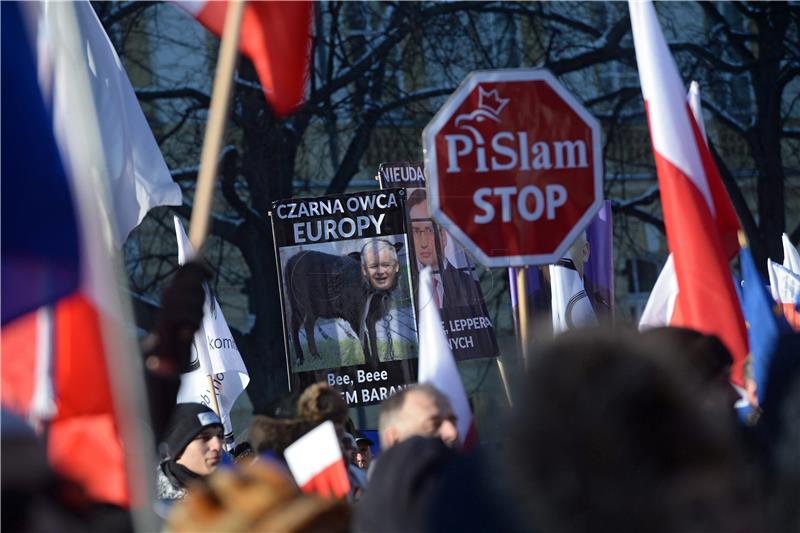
[[3, 262, 800, 533]]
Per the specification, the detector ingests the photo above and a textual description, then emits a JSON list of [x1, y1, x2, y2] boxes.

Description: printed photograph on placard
[[379, 161, 499, 360], [271, 189, 419, 407], [279, 235, 417, 372]]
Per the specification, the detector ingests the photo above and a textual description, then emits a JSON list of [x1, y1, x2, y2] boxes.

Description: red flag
[[629, 1, 747, 385], [181, 1, 313, 116]]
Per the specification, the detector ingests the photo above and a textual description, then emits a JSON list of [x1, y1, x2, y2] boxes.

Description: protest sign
[[271, 189, 418, 406], [378, 161, 499, 360]]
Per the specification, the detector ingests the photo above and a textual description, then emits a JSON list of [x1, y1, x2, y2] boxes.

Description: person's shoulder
[[442, 262, 476, 282], [155, 463, 186, 501]]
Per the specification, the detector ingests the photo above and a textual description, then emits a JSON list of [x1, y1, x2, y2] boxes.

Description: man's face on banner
[[363, 244, 399, 290], [568, 232, 591, 279], [410, 201, 447, 271]]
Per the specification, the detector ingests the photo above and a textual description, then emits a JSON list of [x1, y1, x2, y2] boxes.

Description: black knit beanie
[[160, 403, 223, 460]]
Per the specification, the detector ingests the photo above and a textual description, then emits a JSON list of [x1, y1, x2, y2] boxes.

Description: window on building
[[624, 257, 659, 294]]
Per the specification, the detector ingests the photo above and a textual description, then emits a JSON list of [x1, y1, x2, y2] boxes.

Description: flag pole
[[206, 376, 222, 419], [188, 0, 245, 252], [188, 0, 244, 418], [516, 267, 531, 371], [495, 358, 513, 408]]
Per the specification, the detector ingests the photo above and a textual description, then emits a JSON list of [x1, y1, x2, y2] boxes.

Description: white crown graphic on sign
[[454, 86, 510, 126]]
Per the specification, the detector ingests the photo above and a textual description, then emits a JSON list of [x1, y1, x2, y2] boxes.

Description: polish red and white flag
[[768, 260, 800, 331], [178, 1, 313, 116], [284, 421, 350, 499], [629, 1, 747, 385], [639, 82, 707, 331], [781, 233, 800, 274]]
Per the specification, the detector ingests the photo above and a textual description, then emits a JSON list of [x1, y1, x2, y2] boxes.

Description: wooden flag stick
[[496, 357, 513, 408], [206, 374, 222, 419], [188, 0, 245, 252], [516, 267, 531, 371], [188, 0, 244, 420]]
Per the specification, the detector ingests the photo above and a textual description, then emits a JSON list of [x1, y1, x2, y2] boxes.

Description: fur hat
[[296, 382, 348, 425], [161, 403, 223, 460], [249, 416, 316, 458], [166, 460, 350, 533]]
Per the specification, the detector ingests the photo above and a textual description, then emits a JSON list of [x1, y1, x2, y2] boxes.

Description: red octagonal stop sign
[[422, 69, 603, 267]]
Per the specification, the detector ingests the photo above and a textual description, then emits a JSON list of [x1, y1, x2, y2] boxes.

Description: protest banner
[[271, 189, 418, 406], [378, 161, 499, 361]]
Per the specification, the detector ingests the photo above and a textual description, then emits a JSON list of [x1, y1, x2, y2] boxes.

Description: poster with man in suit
[[378, 161, 499, 360]]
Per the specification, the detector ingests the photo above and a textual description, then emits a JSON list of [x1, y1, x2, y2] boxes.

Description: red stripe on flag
[[685, 102, 741, 260], [49, 414, 128, 506], [299, 459, 350, 499], [651, 149, 747, 385], [52, 294, 115, 419], [194, 1, 312, 116], [1, 294, 129, 506], [1, 311, 38, 415], [52, 294, 128, 505]]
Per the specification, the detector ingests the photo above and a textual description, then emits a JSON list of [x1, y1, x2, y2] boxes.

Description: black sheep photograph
[[279, 235, 417, 372]]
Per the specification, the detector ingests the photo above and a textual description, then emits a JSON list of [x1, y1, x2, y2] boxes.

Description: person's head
[[355, 437, 374, 470], [408, 189, 447, 270], [378, 384, 458, 449], [360, 240, 400, 291], [639, 326, 737, 407], [511, 329, 750, 533], [296, 381, 350, 451], [231, 441, 256, 466], [296, 382, 349, 427], [249, 415, 316, 459], [567, 231, 590, 278], [162, 403, 224, 476], [341, 433, 358, 464]]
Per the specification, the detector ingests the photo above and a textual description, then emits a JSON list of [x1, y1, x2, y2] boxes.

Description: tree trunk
[[233, 80, 307, 412], [750, 2, 788, 264]]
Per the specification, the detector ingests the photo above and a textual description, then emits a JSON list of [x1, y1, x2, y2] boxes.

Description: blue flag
[[1, 2, 81, 325], [740, 245, 791, 405]]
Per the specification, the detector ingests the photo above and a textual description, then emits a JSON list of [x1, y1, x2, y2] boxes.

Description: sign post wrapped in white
[[173, 217, 249, 439]]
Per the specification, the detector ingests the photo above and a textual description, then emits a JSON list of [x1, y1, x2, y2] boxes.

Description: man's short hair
[[377, 383, 447, 446], [407, 188, 427, 211], [360, 239, 399, 268]]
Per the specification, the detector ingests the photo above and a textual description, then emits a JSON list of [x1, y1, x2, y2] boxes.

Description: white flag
[[550, 255, 597, 334], [781, 233, 800, 274], [639, 255, 678, 330], [417, 267, 476, 448], [36, 1, 181, 248], [173, 217, 249, 438], [768, 259, 800, 306]]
